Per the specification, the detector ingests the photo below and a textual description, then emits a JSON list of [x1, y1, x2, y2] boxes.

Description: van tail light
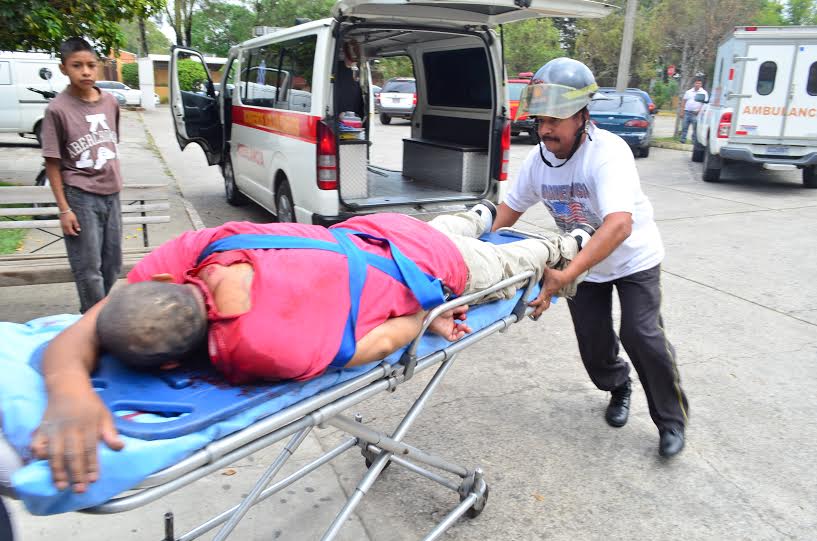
[[717, 112, 732, 138], [412, 93, 417, 105], [624, 119, 649, 128], [499, 121, 511, 181], [316, 121, 337, 190]]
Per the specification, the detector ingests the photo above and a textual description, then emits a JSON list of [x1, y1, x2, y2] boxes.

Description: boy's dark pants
[[63, 185, 122, 313], [567, 265, 689, 432]]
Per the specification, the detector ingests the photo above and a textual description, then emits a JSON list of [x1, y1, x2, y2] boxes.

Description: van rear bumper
[[721, 147, 817, 166]]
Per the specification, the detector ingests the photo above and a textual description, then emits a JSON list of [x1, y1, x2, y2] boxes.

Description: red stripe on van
[[232, 105, 319, 143]]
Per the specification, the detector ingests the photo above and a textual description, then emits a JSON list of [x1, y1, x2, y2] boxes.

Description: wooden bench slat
[[0, 256, 145, 287], [0, 185, 169, 204], [0, 202, 170, 217], [0, 215, 170, 229]]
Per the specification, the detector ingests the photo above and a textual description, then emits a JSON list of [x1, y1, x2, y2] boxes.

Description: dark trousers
[[63, 185, 123, 313], [567, 265, 688, 431]]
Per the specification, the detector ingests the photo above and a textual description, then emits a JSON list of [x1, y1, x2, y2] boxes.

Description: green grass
[[0, 180, 30, 255]]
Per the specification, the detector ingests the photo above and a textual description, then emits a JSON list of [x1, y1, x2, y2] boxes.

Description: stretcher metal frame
[[69, 236, 546, 539]]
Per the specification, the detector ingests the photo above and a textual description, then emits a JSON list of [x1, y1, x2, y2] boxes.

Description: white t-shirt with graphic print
[[505, 125, 664, 283]]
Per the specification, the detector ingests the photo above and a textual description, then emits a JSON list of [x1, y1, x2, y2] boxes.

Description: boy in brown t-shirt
[[41, 37, 123, 313]]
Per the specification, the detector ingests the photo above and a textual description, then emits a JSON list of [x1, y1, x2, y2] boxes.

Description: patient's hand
[[428, 305, 472, 341], [31, 387, 124, 493]]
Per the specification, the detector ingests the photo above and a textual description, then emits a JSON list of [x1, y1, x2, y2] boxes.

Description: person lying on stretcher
[[31, 204, 586, 493]]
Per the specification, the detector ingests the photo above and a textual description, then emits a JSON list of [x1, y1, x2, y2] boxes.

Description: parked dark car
[[589, 93, 653, 158], [378, 77, 415, 124], [597, 87, 656, 114]]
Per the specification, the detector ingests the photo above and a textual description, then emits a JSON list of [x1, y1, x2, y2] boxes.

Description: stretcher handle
[[399, 270, 536, 380]]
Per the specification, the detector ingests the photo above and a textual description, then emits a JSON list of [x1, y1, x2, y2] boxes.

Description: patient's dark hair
[[96, 282, 208, 370]]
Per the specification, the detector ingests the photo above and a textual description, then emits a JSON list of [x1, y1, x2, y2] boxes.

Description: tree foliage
[[191, 2, 255, 56], [177, 58, 209, 91], [374, 57, 414, 83], [253, 0, 333, 28], [119, 18, 172, 55], [503, 19, 563, 75], [166, 0, 199, 46], [121, 62, 140, 88], [0, 0, 165, 54]]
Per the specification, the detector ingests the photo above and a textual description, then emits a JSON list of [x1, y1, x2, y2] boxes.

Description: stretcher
[[1, 231, 546, 541]]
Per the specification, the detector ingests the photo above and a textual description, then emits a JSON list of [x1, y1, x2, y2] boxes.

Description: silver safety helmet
[[516, 57, 598, 120]]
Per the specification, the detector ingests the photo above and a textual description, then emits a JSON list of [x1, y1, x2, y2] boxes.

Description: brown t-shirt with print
[[41, 88, 122, 195]]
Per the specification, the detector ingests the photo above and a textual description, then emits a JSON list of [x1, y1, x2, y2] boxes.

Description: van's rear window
[[383, 80, 415, 93], [423, 48, 491, 109]]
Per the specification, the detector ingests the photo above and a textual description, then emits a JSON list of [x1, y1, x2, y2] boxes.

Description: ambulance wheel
[[803, 166, 817, 189], [275, 180, 295, 223], [463, 484, 489, 519], [691, 142, 705, 162], [223, 156, 248, 206], [379, 112, 391, 125], [528, 131, 538, 145], [702, 145, 721, 183]]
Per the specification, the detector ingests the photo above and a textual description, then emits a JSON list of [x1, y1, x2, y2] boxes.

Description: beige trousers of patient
[[429, 211, 575, 302]]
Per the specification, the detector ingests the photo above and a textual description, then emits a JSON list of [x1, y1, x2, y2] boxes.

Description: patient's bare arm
[[347, 306, 472, 367], [30, 299, 124, 493]]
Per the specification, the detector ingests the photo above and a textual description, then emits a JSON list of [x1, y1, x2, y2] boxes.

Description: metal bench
[[0, 184, 169, 287]]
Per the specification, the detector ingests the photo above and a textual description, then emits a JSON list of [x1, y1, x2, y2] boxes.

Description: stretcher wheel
[[464, 484, 489, 519], [364, 456, 392, 471]]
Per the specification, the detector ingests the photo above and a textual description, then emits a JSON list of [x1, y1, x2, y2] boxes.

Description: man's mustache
[[541, 136, 559, 142]]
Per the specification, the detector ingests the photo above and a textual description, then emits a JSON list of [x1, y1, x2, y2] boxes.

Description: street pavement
[[2, 107, 816, 540]]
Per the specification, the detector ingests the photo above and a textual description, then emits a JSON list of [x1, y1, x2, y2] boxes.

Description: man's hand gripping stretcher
[[26, 208, 591, 495]]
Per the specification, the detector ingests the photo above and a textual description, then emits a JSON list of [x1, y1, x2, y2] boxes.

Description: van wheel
[[528, 131, 539, 144], [223, 156, 248, 206], [702, 145, 722, 182], [379, 113, 391, 125], [276, 180, 295, 223], [640, 145, 650, 158], [34, 169, 52, 219], [804, 166, 817, 189], [691, 142, 705, 163]]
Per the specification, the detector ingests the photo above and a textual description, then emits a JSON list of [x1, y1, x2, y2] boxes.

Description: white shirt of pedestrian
[[683, 87, 708, 113]]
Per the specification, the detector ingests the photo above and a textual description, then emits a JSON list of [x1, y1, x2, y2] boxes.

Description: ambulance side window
[[807, 62, 817, 96], [274, 35, 317, 112], [242, 44, 282, 108], [756, 61, 776, 96]]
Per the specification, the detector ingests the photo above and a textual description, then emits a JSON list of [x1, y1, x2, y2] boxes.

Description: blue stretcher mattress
[[0, 232, 541, 515]]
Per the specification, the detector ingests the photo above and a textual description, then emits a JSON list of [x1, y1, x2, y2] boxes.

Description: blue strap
[[196, 230, 448, 367]]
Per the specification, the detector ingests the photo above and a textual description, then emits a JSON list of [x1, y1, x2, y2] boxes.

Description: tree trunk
[[673, 37, 690, 138], [138, 16, 149, 57]]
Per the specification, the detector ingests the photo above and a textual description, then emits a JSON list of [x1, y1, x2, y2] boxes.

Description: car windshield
[[383, 80, 415, 93], [508, 82, 527, 101], [590, 95, 646, 115]]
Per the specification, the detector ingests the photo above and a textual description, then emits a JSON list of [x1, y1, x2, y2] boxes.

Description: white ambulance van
[[169, 0, 613, 225], [0, 52, 69, 144], [692, 26, 817, 187]]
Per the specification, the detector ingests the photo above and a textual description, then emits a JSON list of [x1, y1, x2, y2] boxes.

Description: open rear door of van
[[333, 0, 614, 26], [169, 46, 223, 166]]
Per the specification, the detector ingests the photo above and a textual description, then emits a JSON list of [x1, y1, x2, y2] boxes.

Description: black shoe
[[659, 427, 685, 458], [605, 380, 631, 428]]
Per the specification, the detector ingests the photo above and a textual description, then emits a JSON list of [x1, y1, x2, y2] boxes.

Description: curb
[[137, 111, 207, 231], [650, 141, 693, 152]]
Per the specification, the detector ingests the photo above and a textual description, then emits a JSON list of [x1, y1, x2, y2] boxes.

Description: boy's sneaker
[[470, 199, 497, 232]]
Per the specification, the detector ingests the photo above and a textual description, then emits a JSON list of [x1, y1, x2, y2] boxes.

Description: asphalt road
[[2, 108, 816, 540]]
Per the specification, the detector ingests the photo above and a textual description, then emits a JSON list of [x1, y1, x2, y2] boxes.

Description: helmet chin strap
[[537, 115, 593, 168]]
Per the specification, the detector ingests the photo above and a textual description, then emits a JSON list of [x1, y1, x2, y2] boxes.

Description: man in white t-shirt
[[498, 58, 689, 458], [679, 79, 708, 144]]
